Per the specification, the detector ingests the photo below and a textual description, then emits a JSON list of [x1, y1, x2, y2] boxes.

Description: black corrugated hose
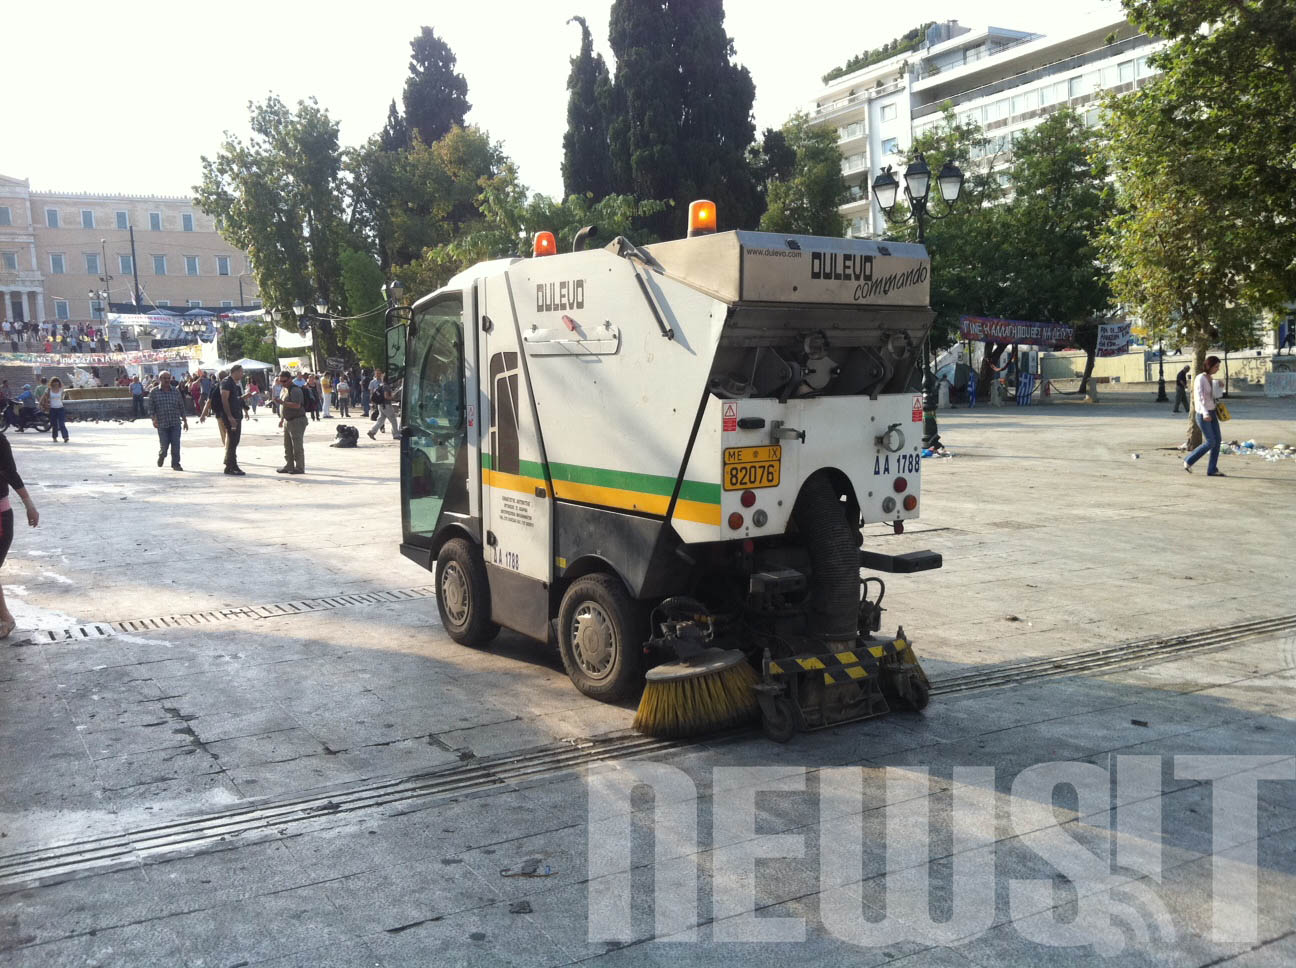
[[792, 473, 859, 641]]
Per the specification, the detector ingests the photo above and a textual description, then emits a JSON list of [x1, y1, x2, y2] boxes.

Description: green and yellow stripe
[[481, 455, 720, 525]]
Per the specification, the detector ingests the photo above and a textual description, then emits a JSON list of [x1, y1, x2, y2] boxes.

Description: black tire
[[557, 574, 643, 702], [435, 538, 500, 647], [761, 695, 797, 743]]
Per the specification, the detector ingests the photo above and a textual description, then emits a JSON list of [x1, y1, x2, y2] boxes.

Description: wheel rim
[[570, 602, 617, 680], [440, 561, 470, 627]]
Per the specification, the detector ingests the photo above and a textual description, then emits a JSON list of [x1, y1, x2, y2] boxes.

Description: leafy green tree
[[340, 248, 387, 367], [758, 114, 847, 236], [562, 16, 614, 200], [748, 127, 797, 202], [1104, 0, 1295, 443], [196, 95, 347, 359], [997, 109, 1114, 393], [379, 99, 408, 152], [218, 321, 276, 366], [402, 27, 471, 147]]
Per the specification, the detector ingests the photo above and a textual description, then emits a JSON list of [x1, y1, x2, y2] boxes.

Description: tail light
[[903, 495, 917, 511], [740, 489, 757, 508], [728, 512, 744, 530], [894, 477, 908, 493]]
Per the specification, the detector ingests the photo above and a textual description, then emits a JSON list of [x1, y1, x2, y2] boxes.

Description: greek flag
[[1016, 372, 1036, 406]]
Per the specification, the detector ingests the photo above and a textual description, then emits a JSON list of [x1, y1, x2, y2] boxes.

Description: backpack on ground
[[331, 424, 360, 448]]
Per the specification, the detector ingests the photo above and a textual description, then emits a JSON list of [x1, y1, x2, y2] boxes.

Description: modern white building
[[809, 16, 1164, 237]]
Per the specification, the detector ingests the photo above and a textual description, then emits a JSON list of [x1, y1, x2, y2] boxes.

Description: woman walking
[[0, 433, 40, 638], [45, 378, 69, 443], [1184, 356, 1225, 477]]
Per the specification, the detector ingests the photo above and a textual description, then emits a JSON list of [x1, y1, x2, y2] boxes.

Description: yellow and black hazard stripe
[[766, 639, 908, 686]]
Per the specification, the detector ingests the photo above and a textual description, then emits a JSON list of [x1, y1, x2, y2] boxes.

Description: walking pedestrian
[[44, 378, 69, 443], [1184, 356, 1225, 477], [320, 371, 333, 418], [149, 370, 189, 470], [220, 364, 247, 476], [335, 374, 351, 418], [277, 370, 307, 475], [129, 375, 146, 419], [189, 372, 204, 415], [360, 368, 372, 418], [1173, 365, 1191, 413], [34, 377, 49, 410], [306, 374, 322, 421], [367, 374, 399, 440], [0, 433, 40, 639], [199, 369, 229, 448]]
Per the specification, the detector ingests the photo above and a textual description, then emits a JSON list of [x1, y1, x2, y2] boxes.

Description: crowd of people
[[2, 320, 112, 354], [148, 364, 399, 475]]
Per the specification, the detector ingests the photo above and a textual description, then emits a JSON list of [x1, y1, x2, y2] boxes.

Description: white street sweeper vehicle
[[391, 201, 942, 740]]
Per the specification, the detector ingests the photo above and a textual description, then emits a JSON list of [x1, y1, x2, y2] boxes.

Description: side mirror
[[385, 324, 407, 373]]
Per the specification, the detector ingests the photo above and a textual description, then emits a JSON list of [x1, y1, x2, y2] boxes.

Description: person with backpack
[[367, 373, 398, 440], [199, 369, 229, 448], [276, 370, 307, 475], [219, 364, 247, 476]]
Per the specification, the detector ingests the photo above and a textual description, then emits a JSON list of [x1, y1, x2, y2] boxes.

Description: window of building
[[116, 210, 129, 230], [216, 255, 231, 276], [50, 253, 65, 274], [220, 300, 234, 308], [55, 300, 70, 321], [880, 103, 897, 122], [85, 253, 101, 275], [1136, 55, 1155, 79], [1068, 76, 1083, 99], [251, 298, 262, 308], [841, 152, 867, 174], [153, 254, 167, 275], [119, 254, 133, 274], [149, 212, 162, 231], [90, 299, 104, 320], [46, 208, 60, 228], [881, 137, 899, 155], [1, 252, 17, 271], [82, 209, 95, 229], [1100, 65, 1119, 88], [182, 213, 195, 232], [1119, 60, 1135, 84], [157, 300, 171, 307], [185, 255, 199, 276], [0, 206, 11, 227], [849, 217, 867, 237], [188, 300, 202, 308]]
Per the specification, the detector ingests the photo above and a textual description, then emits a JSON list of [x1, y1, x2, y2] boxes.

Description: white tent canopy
[[227, 358, 276, 370]]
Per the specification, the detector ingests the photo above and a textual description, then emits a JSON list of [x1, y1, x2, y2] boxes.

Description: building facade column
[[33, 289, 45, 325], [0, 288, 10, 323]]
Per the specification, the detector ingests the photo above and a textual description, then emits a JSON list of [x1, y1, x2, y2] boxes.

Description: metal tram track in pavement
[[29, 585, 440, 643], [930, 612, 1296, 696], [6, 612, 1291, 889], [0, 731, 682, 890]]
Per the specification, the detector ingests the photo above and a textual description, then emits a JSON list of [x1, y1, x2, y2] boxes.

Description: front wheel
[[557, 574, 643, 702], [435, 539, 500, 647]]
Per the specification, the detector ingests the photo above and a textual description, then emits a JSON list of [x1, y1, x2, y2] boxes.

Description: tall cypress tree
[[379, 99, 408, 152], [670, 0, 760, 230], [561, 17, 614, 200], [402, 27, 471, 146], [607, 0, 682, 236], [607, 0, 759, 236]]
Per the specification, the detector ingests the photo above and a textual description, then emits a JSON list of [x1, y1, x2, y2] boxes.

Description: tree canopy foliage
[[757, 114, 847, 237], [606, 0, 759, 235], [196, 95, 346, 358], [561, 16, 614, 201]]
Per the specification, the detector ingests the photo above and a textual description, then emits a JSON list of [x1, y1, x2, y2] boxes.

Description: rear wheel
[[557, 574, 643, 701], [435, 539, 500, 647]]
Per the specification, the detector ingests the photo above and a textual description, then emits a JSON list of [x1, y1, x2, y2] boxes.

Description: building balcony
[[813, 92, 870, 123], [839, 196, 872, 216], [0, 269, 45, 289]]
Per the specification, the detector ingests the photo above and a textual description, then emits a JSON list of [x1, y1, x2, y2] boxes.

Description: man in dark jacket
[[1173, 365, 1191, 413]]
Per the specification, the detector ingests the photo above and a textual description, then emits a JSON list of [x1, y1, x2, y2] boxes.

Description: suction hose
[[791, 473, 859, 642]]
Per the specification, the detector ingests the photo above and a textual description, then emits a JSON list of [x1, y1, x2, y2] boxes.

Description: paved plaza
[[1, 398, 1293, 966]]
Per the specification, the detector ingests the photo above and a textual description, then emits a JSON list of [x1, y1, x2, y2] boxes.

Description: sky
[[4, 0, 1124, 202]]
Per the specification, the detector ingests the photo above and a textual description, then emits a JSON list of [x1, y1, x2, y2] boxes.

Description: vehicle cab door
[[398, 289, 480, 550]]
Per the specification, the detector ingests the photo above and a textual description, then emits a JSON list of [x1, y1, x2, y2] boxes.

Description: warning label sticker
[[912, 394, 923, 422], [722, 402, 738, 432]]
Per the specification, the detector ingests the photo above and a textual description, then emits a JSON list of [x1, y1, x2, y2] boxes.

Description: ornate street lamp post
[[872, 153, 964, 447]]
